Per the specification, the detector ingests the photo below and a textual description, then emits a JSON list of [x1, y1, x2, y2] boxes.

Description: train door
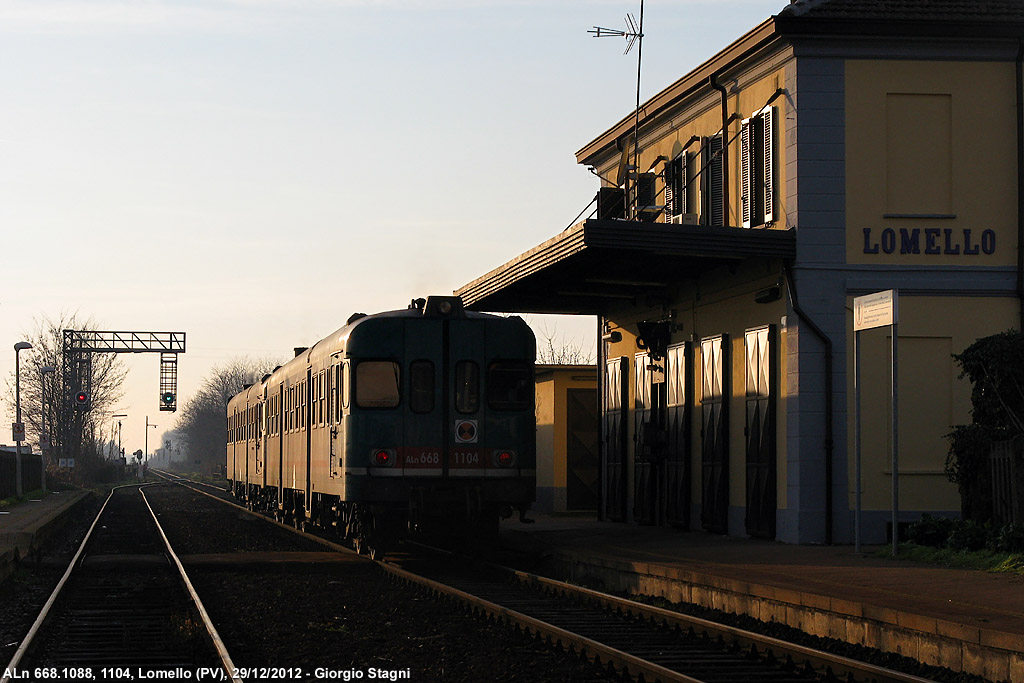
[[700, 334, 729, 533], [403, 319, 444, 479], [256, 393, 265, 480], [329, 357, 345, 480], [447, 317, 486, 480], [602, 356, 628, 522], [633, 352, 667, 525], [744, 325, 776, 539], [665, 342, 691, 528]]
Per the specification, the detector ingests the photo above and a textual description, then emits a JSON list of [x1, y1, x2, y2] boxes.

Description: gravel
[[144, 484, 620, 682]]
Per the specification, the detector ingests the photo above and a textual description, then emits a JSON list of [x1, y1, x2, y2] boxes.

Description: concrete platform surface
[[0, 489, 91, 582], [499, 513, 1024, 682]]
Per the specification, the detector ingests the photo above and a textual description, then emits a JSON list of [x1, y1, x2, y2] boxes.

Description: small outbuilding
[[534, 365, 598, 513]]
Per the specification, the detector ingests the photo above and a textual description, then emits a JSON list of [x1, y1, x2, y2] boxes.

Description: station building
[[457, 0, 1024, 544]]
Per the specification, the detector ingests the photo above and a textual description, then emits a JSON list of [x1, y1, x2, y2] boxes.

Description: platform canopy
[[455, 219, 796, 315]]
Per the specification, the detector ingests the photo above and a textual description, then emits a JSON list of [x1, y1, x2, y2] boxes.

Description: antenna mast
[[590, 0, 645, 219]]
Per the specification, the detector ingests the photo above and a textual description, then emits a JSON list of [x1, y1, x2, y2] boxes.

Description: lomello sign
[[861, 227, 996, 255]]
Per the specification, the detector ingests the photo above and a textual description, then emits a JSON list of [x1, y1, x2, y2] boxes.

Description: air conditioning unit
[[670, 213, 699, 225], [597, 187, 626, 220]]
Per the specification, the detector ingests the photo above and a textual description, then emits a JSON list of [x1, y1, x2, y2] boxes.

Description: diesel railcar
[[226, 296, 536, 553]]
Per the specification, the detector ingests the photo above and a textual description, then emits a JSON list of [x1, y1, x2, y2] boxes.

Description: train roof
[[228, 296, 528, 403]]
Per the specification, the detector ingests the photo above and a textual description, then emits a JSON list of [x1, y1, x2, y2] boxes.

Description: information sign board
[[854, 290, 897, 331]]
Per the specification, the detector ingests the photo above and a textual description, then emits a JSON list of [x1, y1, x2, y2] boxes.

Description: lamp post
[[14, 341, 32, 497], [39, 365, 55, 492], [110, 413, 128, 460], [145, 416, 157, 464]]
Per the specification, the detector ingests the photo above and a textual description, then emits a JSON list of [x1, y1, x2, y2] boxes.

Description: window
[[487, 362, 532, 411], [356, 361, 401, 408], [634, 172, 658, 221], [334, 363, 347, 421], [409, 360, 435, 414], [664, 150, 698, 224], [740, 106, 775, 228], [454, 361, 480, 414], [701, 134, 725, 227]]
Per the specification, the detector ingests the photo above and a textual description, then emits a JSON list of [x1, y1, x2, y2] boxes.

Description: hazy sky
[[1, 0, 785, 455]]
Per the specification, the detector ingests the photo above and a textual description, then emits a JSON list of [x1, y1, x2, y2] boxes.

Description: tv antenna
[[590, 1, 645, 218]]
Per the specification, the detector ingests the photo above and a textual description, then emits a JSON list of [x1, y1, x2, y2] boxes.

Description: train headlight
[[372, 448, 396, 467], [494, 450, 517, 468]]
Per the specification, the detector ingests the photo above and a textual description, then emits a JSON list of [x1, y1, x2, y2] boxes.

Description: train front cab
[[342, 300, 536, 538]]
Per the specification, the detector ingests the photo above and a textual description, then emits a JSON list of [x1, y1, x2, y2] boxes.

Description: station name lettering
[[862, 228, 996, 256]]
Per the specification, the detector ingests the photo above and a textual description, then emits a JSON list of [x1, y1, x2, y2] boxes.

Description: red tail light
[[373, 449, 395, 467], [494, 450, 516, 468]]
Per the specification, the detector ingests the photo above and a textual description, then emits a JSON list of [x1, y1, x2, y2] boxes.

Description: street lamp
[[113, 414, 127, 463], [39, 365, 55, 492], [14, 341, 32, 497]]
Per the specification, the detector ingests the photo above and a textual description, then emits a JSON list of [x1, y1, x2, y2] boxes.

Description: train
[[226, 295, 537, 555]]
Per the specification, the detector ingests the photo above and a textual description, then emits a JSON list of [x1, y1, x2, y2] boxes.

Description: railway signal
[[74, 390, 90, 410], [160, 391, 176, 411]]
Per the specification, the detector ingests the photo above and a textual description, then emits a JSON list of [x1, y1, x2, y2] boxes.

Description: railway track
[[2, 485, 239, 683], [156, 472, 940, 683], [384, 550, 940, 683]]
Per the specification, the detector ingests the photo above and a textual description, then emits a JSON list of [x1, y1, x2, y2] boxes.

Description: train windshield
[[355, 361, 401, 408], [488, 361, 532, 411]]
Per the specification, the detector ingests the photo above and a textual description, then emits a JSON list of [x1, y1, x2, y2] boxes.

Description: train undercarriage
[[230, 481, 521, 558]]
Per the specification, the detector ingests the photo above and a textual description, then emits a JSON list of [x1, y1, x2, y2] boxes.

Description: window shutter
[[680, 151, 690, 216], [702, 135, 724, 227], [762, 106, 775, 225], [663, 160, 675, 222], [664, 156, 684, 221], [741, 119, 752, 228]]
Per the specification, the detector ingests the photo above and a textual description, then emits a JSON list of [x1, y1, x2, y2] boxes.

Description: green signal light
[[161, 392, 175, 404]]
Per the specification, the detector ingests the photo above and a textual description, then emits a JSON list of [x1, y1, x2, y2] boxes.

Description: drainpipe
[[1016, 40, 1024, 330], [783, 262, 835, 544], [710, 74, 731, 226]]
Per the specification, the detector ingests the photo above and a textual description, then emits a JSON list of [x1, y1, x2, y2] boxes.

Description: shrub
[[946, 519, 991, 552], [906, 514, 955, 548], [990, 522, 1024, 554]]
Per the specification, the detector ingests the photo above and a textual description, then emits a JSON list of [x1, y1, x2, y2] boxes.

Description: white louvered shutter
[[741, 118, 752, 228], [679, 151, 689, 216], [762, 106, 775, 225], [663, 160, 675, 222]]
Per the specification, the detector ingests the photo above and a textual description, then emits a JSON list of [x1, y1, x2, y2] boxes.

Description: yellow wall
[[846, 296, 1018, 511], [846, 60, 1017, 266], [535, 376, 556, 489]]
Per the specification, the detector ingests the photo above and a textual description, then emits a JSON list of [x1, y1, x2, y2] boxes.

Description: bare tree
[[534, 323, 596, 365], [5, 313, 128, 455], [173, 356, 281, 473]]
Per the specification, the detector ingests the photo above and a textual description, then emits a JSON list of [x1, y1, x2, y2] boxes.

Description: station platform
[[499, 512, 1024, 682], [0, 489, 91, 583]]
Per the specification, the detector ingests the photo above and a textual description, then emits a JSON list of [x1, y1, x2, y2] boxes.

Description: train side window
[[356, 361, 400, 408], [454, 361, 479, 414], [488, 361, 532, 411], [320, 371, 327, 425], [409, 360, 434, 414], [342, 361, 351, 411], [337, 362, 350, 421]]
